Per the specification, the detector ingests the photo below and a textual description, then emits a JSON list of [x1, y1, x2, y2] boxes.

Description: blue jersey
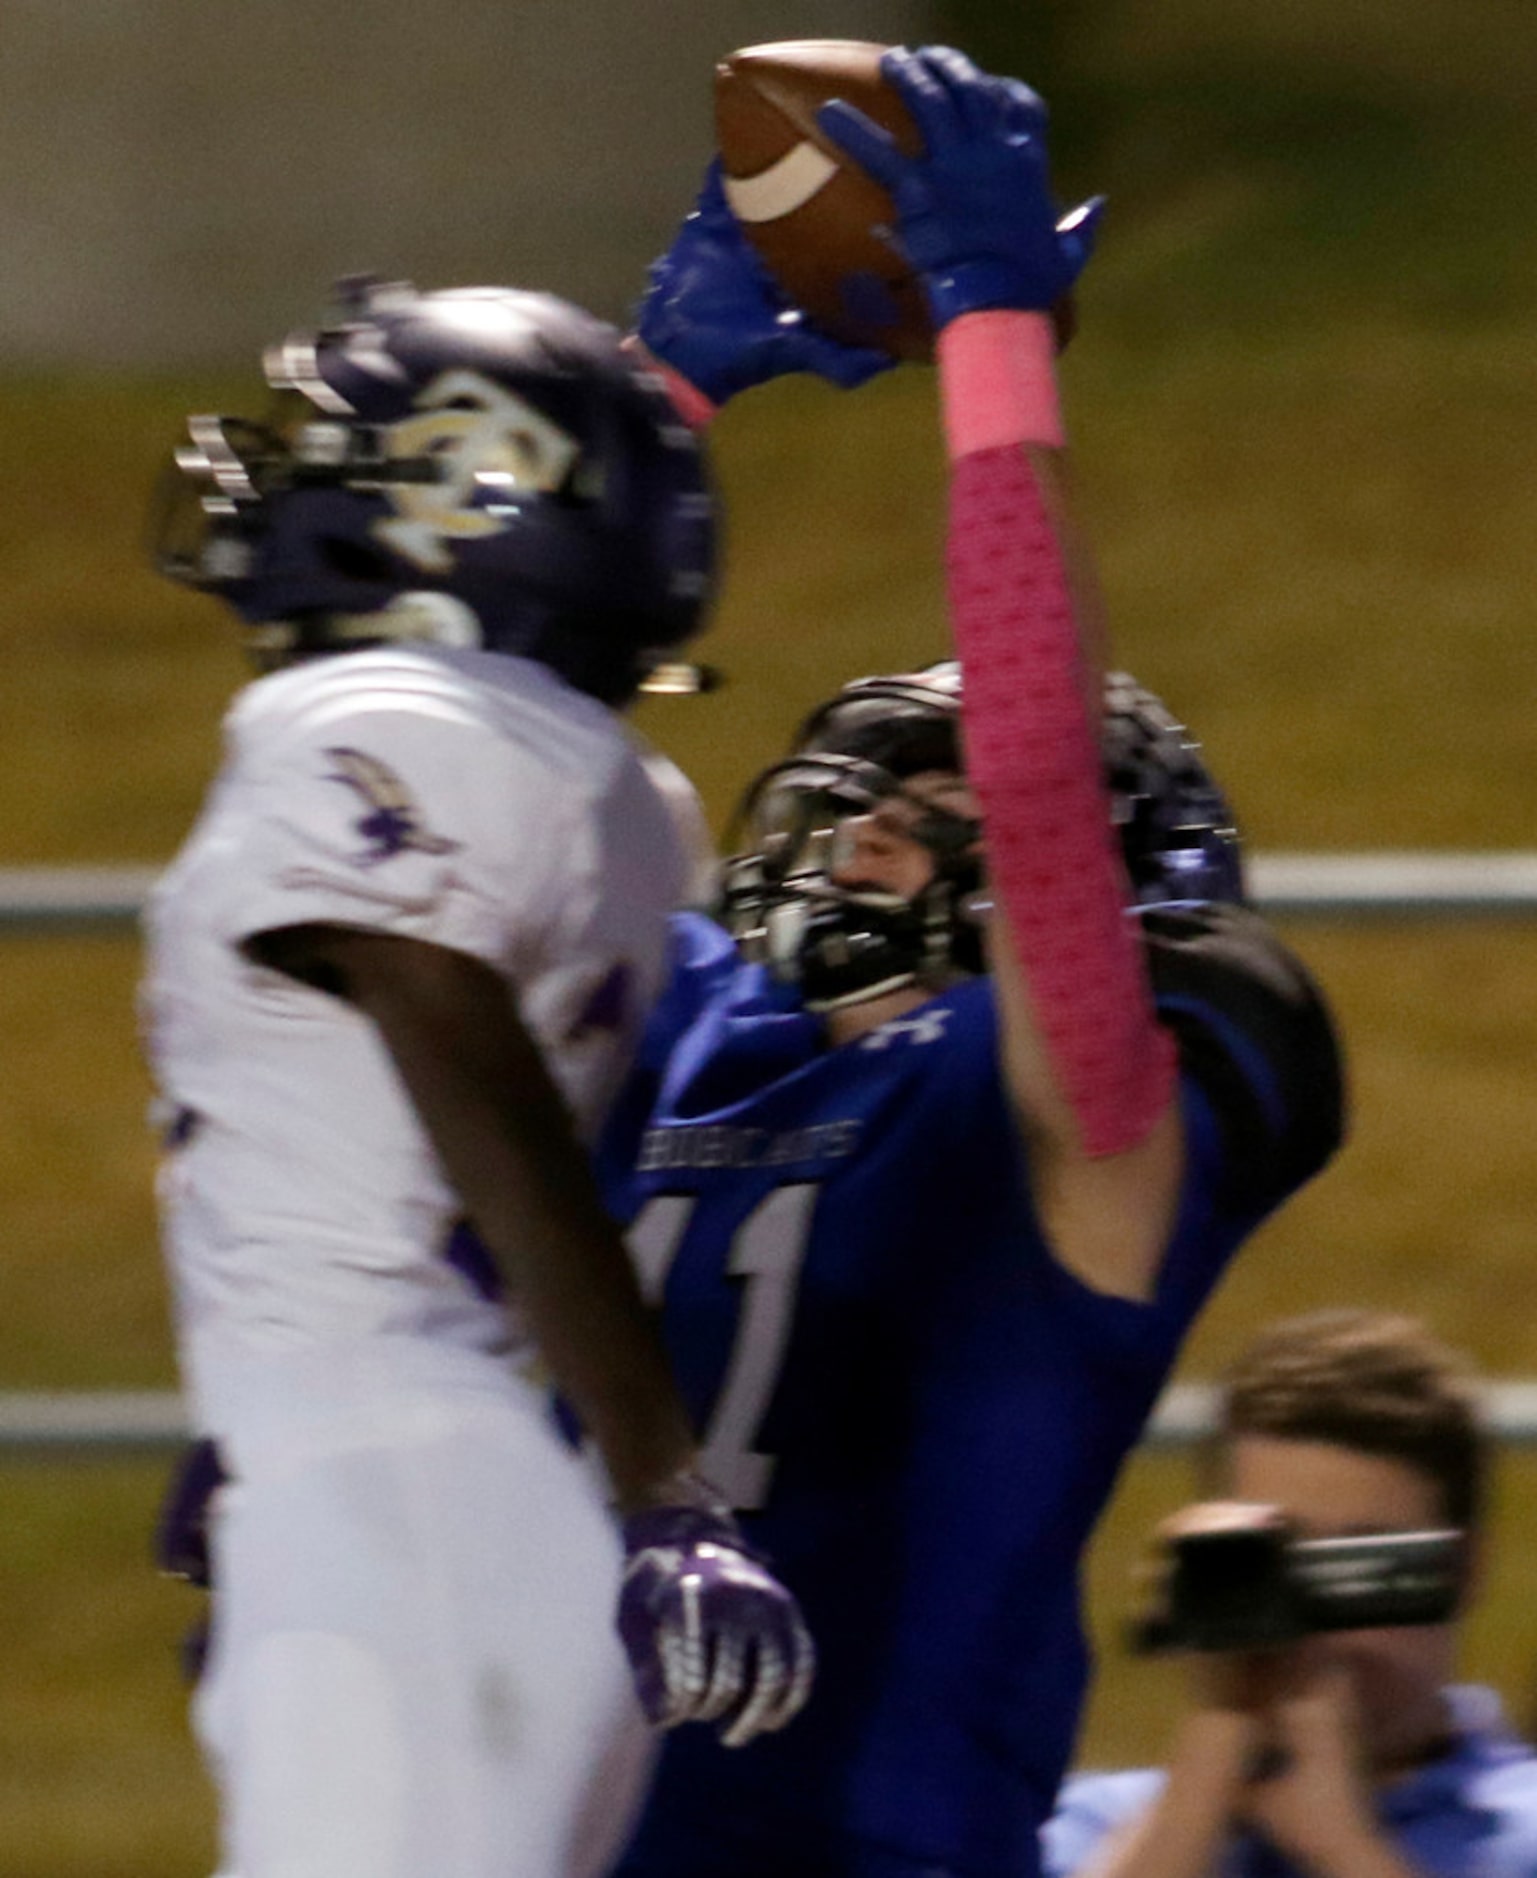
[[599, 903, 1342, 1878]]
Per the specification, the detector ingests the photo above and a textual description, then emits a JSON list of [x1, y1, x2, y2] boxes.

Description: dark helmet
[[721, 661, 1244, 1011], [150, 277, 716, 703]]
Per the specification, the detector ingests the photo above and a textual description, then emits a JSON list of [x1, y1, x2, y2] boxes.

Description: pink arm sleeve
[[940, 312, 1176, 1157]]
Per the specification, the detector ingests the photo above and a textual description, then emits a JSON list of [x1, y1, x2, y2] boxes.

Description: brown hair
[[1216, 1308, 1487, 1532]]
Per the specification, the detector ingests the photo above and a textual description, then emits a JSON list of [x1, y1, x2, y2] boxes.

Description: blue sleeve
[[1116, 903, 1344, 1347], [1143, 902, 1344, 1217], [922, 911, 1342, 1365], [597, 912, 737, 1193], [1039, 1771, 1167, 1877], [636, 912, 739, 1076]]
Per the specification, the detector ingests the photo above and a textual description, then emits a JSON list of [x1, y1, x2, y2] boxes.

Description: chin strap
[[940, 311, 1176, 1156]]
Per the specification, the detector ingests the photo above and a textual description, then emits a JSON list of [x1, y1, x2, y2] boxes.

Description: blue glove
[[618, 1497, 816, 1747], [635, 160, 893, 406], [817, 45, 1105, 329]]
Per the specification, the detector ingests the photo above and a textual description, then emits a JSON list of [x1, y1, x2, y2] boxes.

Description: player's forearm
[[939, 311, 1175, 1162], [428, 1070, 699, 1511], [1023, 442, 1111, 712], [318, 928, 698, 1510]]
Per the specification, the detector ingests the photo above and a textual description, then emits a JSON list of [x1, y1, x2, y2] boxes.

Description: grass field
[[5, 0, 1537, 1869]]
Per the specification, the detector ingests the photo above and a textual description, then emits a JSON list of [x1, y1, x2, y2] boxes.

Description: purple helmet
[[151, 277, 716, 703], [721, 662, 1244, 1009]]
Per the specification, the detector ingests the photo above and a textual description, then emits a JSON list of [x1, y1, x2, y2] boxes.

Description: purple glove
[[817, 44, 1104, 328], [635, 160, 893, 407], [618, 1498, 815, 1748]]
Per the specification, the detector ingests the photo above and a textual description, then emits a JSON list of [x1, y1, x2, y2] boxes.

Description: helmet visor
[[741, 751, 981, 888]]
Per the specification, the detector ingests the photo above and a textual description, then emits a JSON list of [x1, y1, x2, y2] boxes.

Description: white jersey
[[143, 643, 688, 1434]]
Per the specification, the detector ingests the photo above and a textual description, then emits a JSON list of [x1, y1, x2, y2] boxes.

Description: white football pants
[[194, 1376, 650, 1878]]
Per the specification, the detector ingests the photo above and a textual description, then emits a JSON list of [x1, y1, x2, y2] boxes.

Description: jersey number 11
[[627, 1184, 817, 1511]]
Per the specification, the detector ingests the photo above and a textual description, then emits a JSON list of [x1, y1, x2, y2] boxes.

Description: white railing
[[10, 853, 1537, 928], [8, 1383, 1537, 1455], [0, 1391, 188, 1453], [0, 863, 161, 928], [8, 851, 1537, 1455]]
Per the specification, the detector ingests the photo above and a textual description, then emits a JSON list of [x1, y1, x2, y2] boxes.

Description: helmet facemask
[[147, 394, 461, 669], [721, 747, 985, 1013]]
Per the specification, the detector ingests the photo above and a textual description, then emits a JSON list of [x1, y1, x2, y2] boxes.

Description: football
[[714, 39, 1077, 363], [714, 40, 932, 362]]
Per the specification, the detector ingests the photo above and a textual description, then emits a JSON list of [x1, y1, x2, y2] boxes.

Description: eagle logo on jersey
[[374, 369, 583, 574], [324, 747, 462, 867]]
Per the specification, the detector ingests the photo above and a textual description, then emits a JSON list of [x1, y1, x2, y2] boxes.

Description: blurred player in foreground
[[143, 283, 811, 1877], [1043, 1309, 1537, 1878], [599, 46, 1346, 1878]]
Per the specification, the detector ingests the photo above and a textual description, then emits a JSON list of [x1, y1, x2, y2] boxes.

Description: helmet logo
[[375, 370, 580, 573]]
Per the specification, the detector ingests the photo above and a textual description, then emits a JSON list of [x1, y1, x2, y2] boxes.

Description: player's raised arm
[[819, 47, 1186, 1298]]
